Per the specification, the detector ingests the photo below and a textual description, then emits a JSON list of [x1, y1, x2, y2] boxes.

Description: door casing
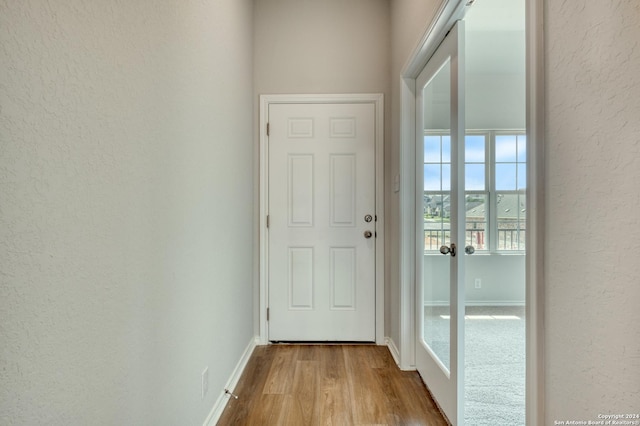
[[259, 93, 385, 345], [398, 0, 545, 424]]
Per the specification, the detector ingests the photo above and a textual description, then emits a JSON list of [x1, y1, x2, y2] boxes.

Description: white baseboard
[[385, 336, 400, 366], [385, 337, 416, 371], [203, 336, 259, 426]]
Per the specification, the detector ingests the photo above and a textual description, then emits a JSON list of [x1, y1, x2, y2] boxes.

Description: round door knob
[[364, 230, 373, 239], [465, 245, 475, 255], [439, 243, 457, 257]]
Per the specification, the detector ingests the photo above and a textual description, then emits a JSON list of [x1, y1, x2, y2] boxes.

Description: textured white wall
[[0, 1, 254, 424], [545, 0, 640, 422]]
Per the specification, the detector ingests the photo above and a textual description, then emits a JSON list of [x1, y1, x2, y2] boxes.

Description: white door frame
[[258, 93, 385, 345], [397, 0, 544, 424], [415, 19, 466, 425]]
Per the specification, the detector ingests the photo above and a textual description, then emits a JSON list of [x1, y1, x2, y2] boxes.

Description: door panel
[[268, 102, 376, 342], [416, 20, 465, 425]]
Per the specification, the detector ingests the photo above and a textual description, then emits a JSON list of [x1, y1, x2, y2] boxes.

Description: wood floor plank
[[262, 345, 299, 395], [217, 344, 448, 426], [318, 377, 354, 425], [297, 344, 321, 362], [320, 344, 347, 380], [373, 365, 448, 425], [344, 346, 393, 425], [244, 394, 286, 425], [274, 394, 305, 425], [291, 360, 320, 425]]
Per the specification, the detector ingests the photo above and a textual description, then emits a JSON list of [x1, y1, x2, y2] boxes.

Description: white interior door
[[416, 21, 466, 425], [267, 102, 376, 342]]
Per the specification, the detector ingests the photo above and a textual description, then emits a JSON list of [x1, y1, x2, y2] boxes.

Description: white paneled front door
[[267, 102, 376, 341]]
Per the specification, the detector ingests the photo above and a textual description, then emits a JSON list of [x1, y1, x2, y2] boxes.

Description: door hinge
[[266, 122, 270, 136], [266, 215, 270, 228], [266, 308, 270, 321]]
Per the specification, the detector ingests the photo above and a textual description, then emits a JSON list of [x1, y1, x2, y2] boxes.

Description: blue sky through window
[[496, 134, 527, 190], [424, 135, 451, 190], [465, 135, 485, 190], [424, 133, 525, 191]]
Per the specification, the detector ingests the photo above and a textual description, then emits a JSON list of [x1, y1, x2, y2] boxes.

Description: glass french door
[[415, 20, 465, 425]]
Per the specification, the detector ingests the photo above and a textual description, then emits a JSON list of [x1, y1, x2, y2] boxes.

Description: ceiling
[[464, 0, 526, 74], [465, 0, 525, 33]]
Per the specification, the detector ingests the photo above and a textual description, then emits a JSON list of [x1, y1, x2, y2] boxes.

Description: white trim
[[401, 0, 468, 78], [525, 0, 545, 424], [202, 337, 259, 426], [399, 0, 544, 423], [385, 337, 404, 369], [259, 94, 385, 345], [398, 0, 469, 374], [399, 0, 466, 376], [415, 21, 466, 424], [399, 77, 417, 370], [258, 96, 270, 345]]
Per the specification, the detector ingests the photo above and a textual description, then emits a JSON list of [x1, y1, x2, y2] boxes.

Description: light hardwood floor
[[217, 344, 449, 426]]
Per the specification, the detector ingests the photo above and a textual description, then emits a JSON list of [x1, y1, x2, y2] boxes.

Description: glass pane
[[517, 192, 527, 250], [517, 163, 527, 190], [495, 135, 517, 162], [424, 164, 441, 191], [424, 136, 441, 162], [496, 164, 517, 190], [465, 135, 485, 162], [466, 193, 487, 250], [441, 136, 451, 163], [422, 58, 451, 372], [423, 257, 451, 370], [441, 164, 451, 191], [519, 191, 527, 213], [424, 193, 452, 250], [517, 135, 527, 162], [466, 164, 485, 191], [496, 193, 526, 251], [464, 0, 526, 422]]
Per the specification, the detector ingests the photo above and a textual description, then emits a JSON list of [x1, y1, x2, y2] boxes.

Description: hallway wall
[[253, 0, 391, 336], [389, 0, 442, 366], [0, 1, 254, 424], [544, 0, 640, 421]]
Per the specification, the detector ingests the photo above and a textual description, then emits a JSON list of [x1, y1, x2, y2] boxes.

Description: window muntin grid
[[423, 131, 526, 253]]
